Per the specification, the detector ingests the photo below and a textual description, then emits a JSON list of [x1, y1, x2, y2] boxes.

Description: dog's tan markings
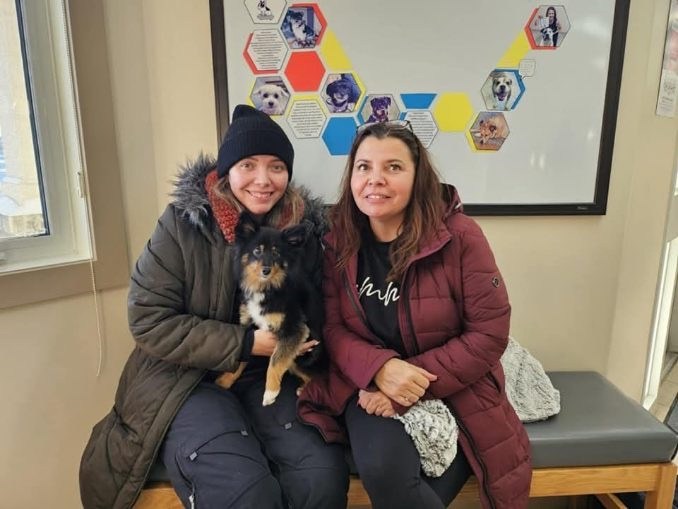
[[267, 264, 286, 289], [299, 323, 310, 342], [289, 364, 312, 396], [242, 261, 265, 291], [215, 362, 247, 389], [263, 350, 295, 406], [263, 312, 285, 331], [239, 304, 251, 325]]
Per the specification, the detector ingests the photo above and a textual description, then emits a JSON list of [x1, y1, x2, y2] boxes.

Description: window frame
[[0, 0, 91, 271], [0, 0, 129, 308]]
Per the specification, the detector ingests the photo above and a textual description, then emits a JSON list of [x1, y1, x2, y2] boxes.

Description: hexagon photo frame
[[480, 69, 526, 111], [280, 4, 327, 49], [244, 0, 287, 24], [525, 5, 572, 49], [250, 76, 291, 116], [320, 73, 363, 114], [358, 94, 400, 124]]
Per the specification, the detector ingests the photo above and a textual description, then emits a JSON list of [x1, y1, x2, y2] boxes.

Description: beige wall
[[0, 0, 676, 506]]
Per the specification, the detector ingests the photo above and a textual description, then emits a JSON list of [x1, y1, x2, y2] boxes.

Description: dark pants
[[344, 396, 472, 509], [160, 376, 349, 509]]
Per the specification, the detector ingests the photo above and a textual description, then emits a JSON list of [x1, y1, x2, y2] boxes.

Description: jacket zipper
[[343, 273, 386, 347], [129, 373, 204, 507], [401, 268, 497, 509], [400, 269, 420, 356], [297, 274, 387, 443], [448, 401, 497, 509]]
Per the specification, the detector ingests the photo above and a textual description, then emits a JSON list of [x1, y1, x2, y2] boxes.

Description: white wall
[[0, 0, 676, 506]]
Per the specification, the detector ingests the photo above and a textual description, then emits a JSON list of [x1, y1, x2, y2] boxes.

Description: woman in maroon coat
[[298, 121, 531, 508]]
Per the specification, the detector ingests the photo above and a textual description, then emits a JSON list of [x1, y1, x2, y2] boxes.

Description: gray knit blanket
[[394, 337, 560, 477]]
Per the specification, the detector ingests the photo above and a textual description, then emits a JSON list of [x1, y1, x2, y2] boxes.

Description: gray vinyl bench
[[135, 371, 678, 508]]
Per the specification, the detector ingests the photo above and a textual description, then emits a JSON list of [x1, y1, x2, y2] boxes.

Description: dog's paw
[[296, 386, 303, 397], [262, 389, 280, 406]]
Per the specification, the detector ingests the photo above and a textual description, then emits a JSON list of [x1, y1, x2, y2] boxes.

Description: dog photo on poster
[[211, 0, 630, 215]]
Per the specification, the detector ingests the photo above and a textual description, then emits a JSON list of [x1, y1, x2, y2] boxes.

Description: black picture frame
[[209, 0, 631, 216]]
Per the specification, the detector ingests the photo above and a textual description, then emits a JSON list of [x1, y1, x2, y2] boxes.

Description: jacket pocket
[[176, 424, 270, 508], [79, 408, 143, 508]]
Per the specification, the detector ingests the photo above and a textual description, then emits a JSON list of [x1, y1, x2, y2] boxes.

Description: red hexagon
[[284, 52, 325, 92]]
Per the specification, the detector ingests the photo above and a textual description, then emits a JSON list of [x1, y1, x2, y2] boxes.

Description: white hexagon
[[244, 0, 287, 24], [403, 110, 438, 148], [246, 29, 288, 72], [287, 99, 327, 139]]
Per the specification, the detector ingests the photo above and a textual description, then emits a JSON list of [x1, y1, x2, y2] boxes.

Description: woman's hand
[[251, 330, 278, 356], [374, 358, 437, 407], [251, 330, 319, 357], [358, 389, 396, 417], [297, 338, 320, 356]]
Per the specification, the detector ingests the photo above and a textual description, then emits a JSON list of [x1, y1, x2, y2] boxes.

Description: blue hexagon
[[400, 93, 437, 109], [322, 117, 358, 156]]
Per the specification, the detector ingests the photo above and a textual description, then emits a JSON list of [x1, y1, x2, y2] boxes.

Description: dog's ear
[[282, 221, 311, 247], [236, 211, 260, 242]]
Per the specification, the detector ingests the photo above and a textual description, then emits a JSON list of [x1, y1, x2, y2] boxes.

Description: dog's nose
[[262, 266, 271, 276]]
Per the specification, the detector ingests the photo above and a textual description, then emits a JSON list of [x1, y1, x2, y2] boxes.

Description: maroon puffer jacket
[[298, 186, 531, 508]]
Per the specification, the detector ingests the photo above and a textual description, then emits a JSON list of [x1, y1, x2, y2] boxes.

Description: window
[[0, 0, 90, 273], [0, 0, 129, 309]]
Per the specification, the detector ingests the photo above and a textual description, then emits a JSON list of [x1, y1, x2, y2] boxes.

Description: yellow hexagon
[[319, 29, 352, 71], [433, 93, 474, 132]]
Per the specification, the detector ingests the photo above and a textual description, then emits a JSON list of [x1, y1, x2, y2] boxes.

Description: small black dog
[[216, 212, 325, 405]]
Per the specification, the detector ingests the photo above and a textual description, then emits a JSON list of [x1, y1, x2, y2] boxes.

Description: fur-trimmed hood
[[169, 153, 327, 238]]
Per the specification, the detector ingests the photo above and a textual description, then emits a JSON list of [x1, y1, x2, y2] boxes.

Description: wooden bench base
[[134, 462, 677, 508]]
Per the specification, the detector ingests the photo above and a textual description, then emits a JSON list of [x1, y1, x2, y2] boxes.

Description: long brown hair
[[213, 176, 305, 228], [332, 122, 446, 282]]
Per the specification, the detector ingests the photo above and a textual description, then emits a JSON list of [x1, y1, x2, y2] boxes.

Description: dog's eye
[[262, 93, 269, 98], [253, 246, 263, 256]]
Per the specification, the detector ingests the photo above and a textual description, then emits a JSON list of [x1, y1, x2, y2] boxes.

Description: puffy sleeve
[[407, 219, 510, 398], [127, 205, 246, 371]]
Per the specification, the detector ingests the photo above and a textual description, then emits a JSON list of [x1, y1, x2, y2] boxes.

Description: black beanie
[[216, 104, 294, 179]]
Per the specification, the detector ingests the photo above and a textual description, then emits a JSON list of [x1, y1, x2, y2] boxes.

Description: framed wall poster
[[209, 0, 630, 215]]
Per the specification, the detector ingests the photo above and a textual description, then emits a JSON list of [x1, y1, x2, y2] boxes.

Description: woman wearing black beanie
[[80, 105, 348, 509]]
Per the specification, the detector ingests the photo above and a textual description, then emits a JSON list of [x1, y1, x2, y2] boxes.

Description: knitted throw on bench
[[394, 337, 561, 477]]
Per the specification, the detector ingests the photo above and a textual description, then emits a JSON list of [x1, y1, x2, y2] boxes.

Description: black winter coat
[[79, 156, 326, 508]]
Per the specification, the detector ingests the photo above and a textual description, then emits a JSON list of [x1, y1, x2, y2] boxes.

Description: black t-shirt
[[357, 233, 406, 356]]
